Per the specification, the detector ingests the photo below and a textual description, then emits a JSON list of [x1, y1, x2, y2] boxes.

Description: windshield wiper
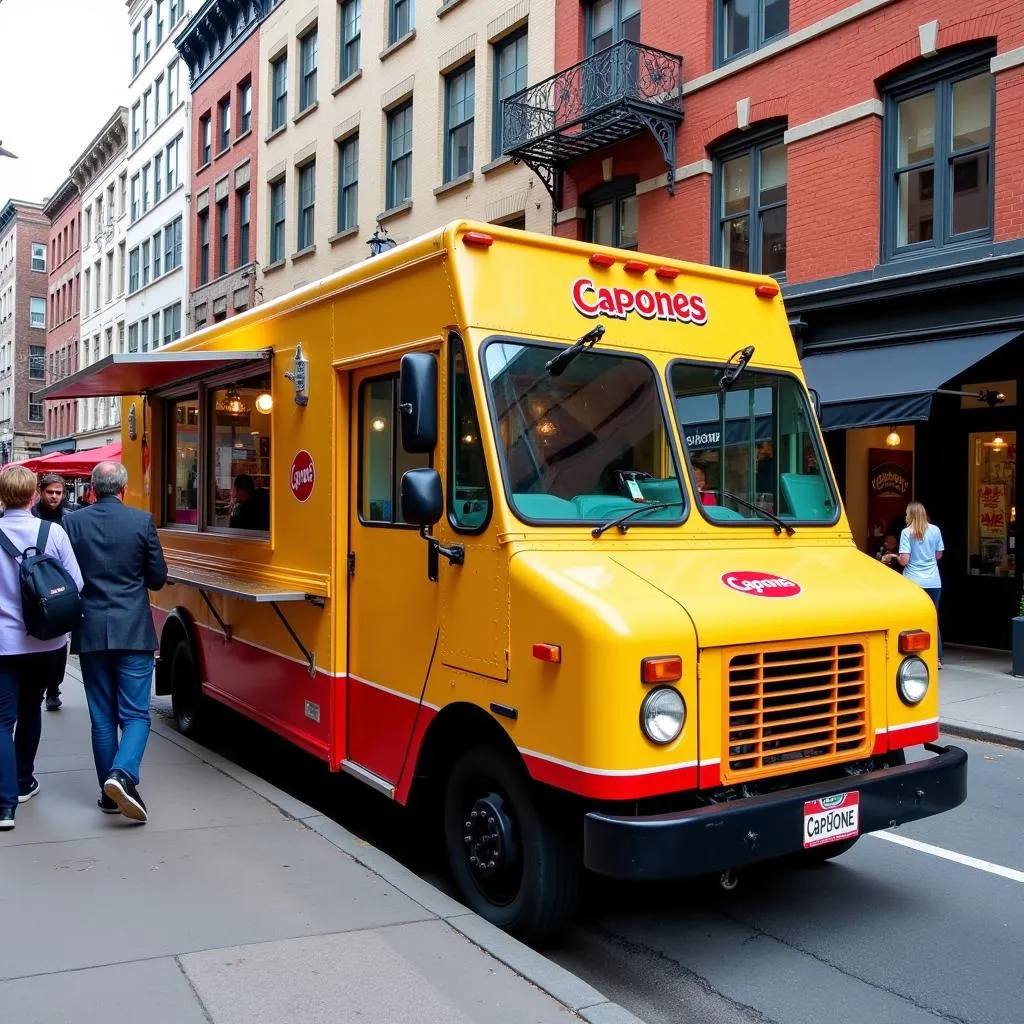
[[715, 490, 795, 535], [546, 324, 605, 377], [719, 345, 755, 389], [592, 500, 683, 538]]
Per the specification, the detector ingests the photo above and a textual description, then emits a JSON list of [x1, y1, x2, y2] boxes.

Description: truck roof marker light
[[755, 282, 780, 298], [462, 231, 494, 248], [532, 643, 562, 664], [589, 252, 615, 268], [899, 630, 931, 654], [623, 260, 649, 274], [641, 655, 682, 683], [655, 267, 680, 280]]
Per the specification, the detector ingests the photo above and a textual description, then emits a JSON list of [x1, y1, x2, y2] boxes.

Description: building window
[[143, 9, 152, 60], [156, 0, 164, 44], [29, 345, 44, 379], [884, 55, 993, 259], [142, 88, 152, 139], [200, 114, 212, 165], [141, 318, 150, 353], [386, 101, 413, 209], [217, 199, 229, 276], [198, 211, 210, 284], [152, 231, 162, 279], [166, 134, 181, 192], [131, 103, 141, 148], [167, 58, 179, 110], [493, 30, 527, 159], [444, 63, 474, 182], [239, 80, 252, 134], [163, 302, 182, 346], [29, 297, 45, 328], [154, 74, 163, 124], [388, 0, 412, 46], [585, 178, 638, 250], [129, 248, 140, 293], [29, 393, 42, 423], [298, 162, 316, 251], [340, 0, 361, 80], [142, 240, 152, 287], [169, 0, 184, 29], [359, 376, 430, 523], [299, 28, 318, 111], [271, 55, 288, 131], [587, 0, 640, 54], [270, 179, 286, 263], [130, 175, 140, 221], [142, 165, 151, 213], [151, 313, 161, 350], [167, 216, 183, 270], [714, 131, 787, 277], [128, 323, 139, 353], [218, 97, 231, 152], [132, 26, 141, 75], [31, 243, 46, 272], [154, 152, 163, 203], [337, 134, 358, 233], [718, 0, 788, 64], [238, 187, 251, 265]]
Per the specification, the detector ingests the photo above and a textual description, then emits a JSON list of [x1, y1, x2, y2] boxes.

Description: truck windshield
[[670, 361, 838, 525], [483, 340, 686, 524]]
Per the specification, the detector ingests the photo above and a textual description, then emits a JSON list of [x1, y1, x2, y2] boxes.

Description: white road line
[[870, 831, 1024, 884]]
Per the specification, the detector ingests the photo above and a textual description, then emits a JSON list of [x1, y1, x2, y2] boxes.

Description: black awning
[[801, 331, 1020, 431]]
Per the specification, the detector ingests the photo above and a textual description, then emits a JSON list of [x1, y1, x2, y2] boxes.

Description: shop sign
[[721, 571, 802, 598], [290, 450, 315, 502], [867, 448, 913, 548], [571, 278, 709, 326], [979, 484, 1007, 539]]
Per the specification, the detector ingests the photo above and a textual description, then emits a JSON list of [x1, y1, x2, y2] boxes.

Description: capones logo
[[721, 571, 802, 598], [571, 277, 708, 326]]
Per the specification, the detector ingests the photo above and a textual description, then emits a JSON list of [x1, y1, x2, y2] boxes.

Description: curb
[[145, 714, 646, 1024], [940, 719, 1024, 752]]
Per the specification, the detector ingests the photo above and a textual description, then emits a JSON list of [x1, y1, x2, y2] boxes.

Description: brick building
[[0, 200, 50, 464], [504, 0, 1024, 647], [176, 0, 266, 329], [41, 179, 82, 453]]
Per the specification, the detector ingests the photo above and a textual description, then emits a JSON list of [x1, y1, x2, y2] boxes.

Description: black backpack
[[0, 520, 83, 640]]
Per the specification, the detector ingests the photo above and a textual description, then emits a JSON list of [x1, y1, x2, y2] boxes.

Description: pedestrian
[[899, 501, 944, 667], [64, 462, 168, 821], [0, 466, 83, 831], [33, 473, 75, 710]]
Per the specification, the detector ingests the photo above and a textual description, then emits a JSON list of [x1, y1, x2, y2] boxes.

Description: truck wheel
[[169, 637, 205, 737], [444, 745, 579, 943]]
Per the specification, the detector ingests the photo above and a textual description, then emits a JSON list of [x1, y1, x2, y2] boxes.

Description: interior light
[[218, 388, 249, 417], [462, 433, 475, 444], [537, 419, 557, 436], [371, 416, 387, 432], [885, 428, 901, 448], [255, 392, 273, 414]]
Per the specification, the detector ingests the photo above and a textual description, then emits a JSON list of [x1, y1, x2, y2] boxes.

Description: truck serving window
[[670, 361, 838, 525], [483, 340, 685, 525]]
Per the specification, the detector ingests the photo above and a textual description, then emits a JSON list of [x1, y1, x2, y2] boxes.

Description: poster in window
[[867, 448, 913, 549], [978, 483, 1007, 539]]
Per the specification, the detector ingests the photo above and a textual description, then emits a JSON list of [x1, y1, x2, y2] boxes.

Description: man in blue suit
[[65, 462, 168, 821]]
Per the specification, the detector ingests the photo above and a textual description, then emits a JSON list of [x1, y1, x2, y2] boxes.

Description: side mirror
[[399, 352, 438, 453], [809, 387, 822, 420], [400, 468, 464, 583]]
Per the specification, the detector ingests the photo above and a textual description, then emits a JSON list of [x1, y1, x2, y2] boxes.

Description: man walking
[[33, 473, 74, 710], [65, 462, 167, 821]]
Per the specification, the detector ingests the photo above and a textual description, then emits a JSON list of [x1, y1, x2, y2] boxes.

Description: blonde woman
[[899, 501, 944, 667]]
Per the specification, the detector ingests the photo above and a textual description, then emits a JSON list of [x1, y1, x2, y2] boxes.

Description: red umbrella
[[38, 442, 122, 478]]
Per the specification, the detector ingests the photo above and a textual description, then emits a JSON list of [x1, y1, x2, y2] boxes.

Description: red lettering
[[689, 294, 708, 325], [597, 287, 616, 315], [569, 277, 709, 327], [571, 278, 600, 317], [634, 289, 656, 318], [672, 293, 691, 322], [654, 291, 675, 319]]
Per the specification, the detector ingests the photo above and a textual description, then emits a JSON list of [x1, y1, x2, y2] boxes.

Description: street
[[158, 694, 1023, 1024]]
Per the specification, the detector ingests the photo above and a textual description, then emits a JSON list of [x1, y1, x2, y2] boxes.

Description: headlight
[[897, 656, 929, 705], [640, 687, 686, 744]]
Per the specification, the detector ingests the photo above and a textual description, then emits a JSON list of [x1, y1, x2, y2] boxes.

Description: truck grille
[[724, 640, 869, 782]]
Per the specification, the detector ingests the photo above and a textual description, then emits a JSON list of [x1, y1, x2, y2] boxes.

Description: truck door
[[345, 362, 441, 787]]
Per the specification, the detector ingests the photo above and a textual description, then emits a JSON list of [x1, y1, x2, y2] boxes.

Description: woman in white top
[[898, 501, 944, 667]]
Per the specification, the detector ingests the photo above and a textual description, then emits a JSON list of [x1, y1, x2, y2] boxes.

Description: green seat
[[638, 478, 683, 504], [780, 473, 833, 520], [513, 494, 580, 520], [705, 505, 745, 521]]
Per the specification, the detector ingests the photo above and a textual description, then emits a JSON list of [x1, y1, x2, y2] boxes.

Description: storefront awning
[[37, 349, 273, 401], [802, 331, 1021, 431], [25, 442, 122, 477]]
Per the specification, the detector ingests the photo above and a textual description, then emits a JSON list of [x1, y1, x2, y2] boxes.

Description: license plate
[[803, 791, 860, 849]]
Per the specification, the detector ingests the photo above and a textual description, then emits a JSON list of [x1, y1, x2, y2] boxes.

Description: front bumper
[[584, 743, 967, 880]]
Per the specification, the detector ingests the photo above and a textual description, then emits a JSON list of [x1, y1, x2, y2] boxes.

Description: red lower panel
[[345, 677, 421, 786], [698, 762, 722, 789], [887, 721, 940, 750], [522, 753, 699, 801]]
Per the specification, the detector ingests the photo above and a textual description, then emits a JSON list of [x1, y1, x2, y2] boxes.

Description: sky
[[0, 0, 130, 205]]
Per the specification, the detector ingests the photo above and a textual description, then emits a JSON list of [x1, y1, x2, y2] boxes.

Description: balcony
[[502, 40, 683, 208]]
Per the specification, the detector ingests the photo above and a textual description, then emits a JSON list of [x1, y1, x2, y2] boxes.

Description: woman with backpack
[[0, 466, 83, 831]]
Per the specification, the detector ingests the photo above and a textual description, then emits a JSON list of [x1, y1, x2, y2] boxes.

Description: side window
[[167, 396, 200, 525], [359, 375, 429, 524], [449, 336, 491, 531]]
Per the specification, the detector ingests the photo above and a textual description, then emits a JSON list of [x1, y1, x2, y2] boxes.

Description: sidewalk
[[0, 667, 641, 1024], [939, 647, 1024, 750]]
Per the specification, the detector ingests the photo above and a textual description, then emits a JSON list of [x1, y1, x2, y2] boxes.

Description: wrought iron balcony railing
[[502, 40, 683, 207]]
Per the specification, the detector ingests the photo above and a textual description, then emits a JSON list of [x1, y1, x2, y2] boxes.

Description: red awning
[[37, 349, 273, 400], [31, 442, 123, 477], [16, 452, 68, 473]]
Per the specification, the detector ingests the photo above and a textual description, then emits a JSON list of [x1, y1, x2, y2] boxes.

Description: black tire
[[169, 637, 206, 737], [800, 836, 859, 864], [444, 745, 579, 943]]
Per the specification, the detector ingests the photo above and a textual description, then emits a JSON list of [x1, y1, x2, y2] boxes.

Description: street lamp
[[366, 219, 396, 257]]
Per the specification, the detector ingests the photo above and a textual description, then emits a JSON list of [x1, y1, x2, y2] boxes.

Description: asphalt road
[[156, 698, 1023, 1024]]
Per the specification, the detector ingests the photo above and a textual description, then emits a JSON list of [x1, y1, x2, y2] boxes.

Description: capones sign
[[571, 278, 709, 326]]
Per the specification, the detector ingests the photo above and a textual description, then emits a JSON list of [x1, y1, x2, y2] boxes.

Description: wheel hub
[[463, 793, 517, 879]]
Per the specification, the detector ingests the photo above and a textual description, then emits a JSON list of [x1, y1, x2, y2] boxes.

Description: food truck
[[41, 222, 967, 940]]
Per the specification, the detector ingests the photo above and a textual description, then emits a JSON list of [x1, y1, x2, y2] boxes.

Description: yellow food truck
[[43, 222, 967, 940]]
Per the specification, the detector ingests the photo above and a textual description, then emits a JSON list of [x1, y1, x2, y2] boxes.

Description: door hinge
[[347, 551, 356, 577]]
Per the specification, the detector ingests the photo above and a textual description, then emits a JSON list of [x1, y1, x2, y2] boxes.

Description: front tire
[[444, 745, 579, 943], [169, 637, 206, 737]]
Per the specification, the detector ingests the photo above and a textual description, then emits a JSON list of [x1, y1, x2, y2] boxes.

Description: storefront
[[788, 252, 1024, 650]]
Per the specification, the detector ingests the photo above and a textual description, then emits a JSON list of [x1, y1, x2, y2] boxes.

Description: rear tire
[[444, 745, 579, 943], [169, 637, 206, 738]]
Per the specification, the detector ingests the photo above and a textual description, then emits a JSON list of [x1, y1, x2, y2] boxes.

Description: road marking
[[870, 832, 1024, 884]]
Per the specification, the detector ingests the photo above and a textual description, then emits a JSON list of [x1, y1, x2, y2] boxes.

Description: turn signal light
[[641, 655, 682, 684], [462, 231, 494, 248], [899, 630, 931, 653], [532, 643, 562, 663], [589, 252, 615, 267], [623, 259, 650, 274], [755, 282, 780, 298], [655, 266, 680, 280]]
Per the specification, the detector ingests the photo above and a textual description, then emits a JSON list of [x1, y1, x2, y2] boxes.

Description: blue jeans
[[0, 649, 67, 807], [923, 588, 944, 663], [79, 651, 154, 788]]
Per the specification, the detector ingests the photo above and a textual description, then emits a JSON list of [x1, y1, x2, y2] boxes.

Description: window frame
[[492, 28, 528, 160], [881, 49, 995, 264], [337, 134, 359, 234], [444, 61, 475, 183], [299, 27, 319, 111], [217, 199, 229, 277], [447, 332, 492, 535], [269, 179, 286, 263], [238, 187, 251, 265], [198, 209, 210, 285], [271, 55, 288, 131], [31, 243, 46, 272], [585, 0, 640, 56], [583, 176, 639, 251], [711, 123, 788, 279], [297, 161, 316, 251], [340, 0, 361, 81], [200, 114, 212, 165], [388, 0, 412, 46], [218, 96, 231, 152], [28, 296, 45, 329], [386, 101, 413, 209], [239, 79, 253, 134], [28, 344, 45, 380], [716, 0, 789, 67]]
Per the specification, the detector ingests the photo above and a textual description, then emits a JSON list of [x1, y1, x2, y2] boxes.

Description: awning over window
[[24, 442, 122, 477], [36, 349, 273, 401], [801, 331, 1020, 431]]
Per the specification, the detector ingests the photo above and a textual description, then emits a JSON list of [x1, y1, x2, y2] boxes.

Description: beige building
[[257, 0, 552, 298]]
